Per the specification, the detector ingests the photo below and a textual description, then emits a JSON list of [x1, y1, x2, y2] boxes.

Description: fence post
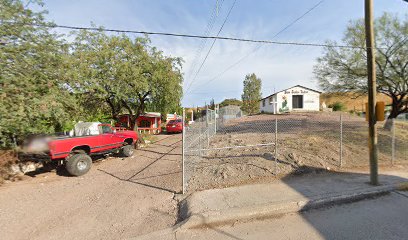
[[391, 118, 395, 166], [214, 109, 217, 134], [206, 105, 209, 127], [340, 113, 343, 167], [275, 118, 278, 173], [182, 108, 186, 194], [199, 117, 202, 157], [206, 106, 209, 148]]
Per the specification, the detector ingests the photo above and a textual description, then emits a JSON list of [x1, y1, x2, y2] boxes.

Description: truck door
[[98, 124, 120, 151]]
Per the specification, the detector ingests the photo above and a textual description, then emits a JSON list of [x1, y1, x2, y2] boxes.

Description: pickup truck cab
[[23, 122, 138, 176]]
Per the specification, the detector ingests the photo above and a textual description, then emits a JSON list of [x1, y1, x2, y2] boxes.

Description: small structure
[[166, 113, 178, 123], [116, 112, 162, 134], [219, 105, 243, 120], [321, 101, 333, 112], [260, 85, 321, 114]]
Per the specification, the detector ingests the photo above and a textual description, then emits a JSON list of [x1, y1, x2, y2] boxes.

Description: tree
[[219, 98, 242, 107], [241, 73, 262, 115], [209, 99, 215, 110], [314, 13, 407, 128], [70, 30, 183, 129], [0, 0, 78, 146]]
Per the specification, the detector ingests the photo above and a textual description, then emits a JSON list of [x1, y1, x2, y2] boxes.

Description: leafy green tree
[[241, 73, 262, 115], [209, 98, 215, 110], [314, 13, 407, 128], [219, 98, 242, 108], [0, 0, 78, 146], [138, 47, 183, 120], [70, 30, 183, 129]]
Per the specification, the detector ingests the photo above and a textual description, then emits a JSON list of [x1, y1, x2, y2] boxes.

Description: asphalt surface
[[0, 134, 182, 240], [177, 191, 408, 240]]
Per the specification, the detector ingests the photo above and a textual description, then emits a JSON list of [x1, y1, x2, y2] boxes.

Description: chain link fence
[[182, 109, 408, 193]]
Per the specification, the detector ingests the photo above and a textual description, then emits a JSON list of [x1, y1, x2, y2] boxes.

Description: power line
[[5, 21, 371, 49], [184, 0, 224, 86], [185, 0, 237, 94], [185, 0, 325, 95]]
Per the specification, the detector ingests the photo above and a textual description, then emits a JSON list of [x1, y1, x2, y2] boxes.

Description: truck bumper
[[18, 151, 51, 163]]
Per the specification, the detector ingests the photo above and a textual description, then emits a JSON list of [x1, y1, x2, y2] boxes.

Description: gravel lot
[[186, 112, 408, 192], [0, 134, 182, 240]]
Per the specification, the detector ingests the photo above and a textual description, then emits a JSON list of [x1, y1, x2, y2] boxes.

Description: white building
[[260, 85, 321, 114]]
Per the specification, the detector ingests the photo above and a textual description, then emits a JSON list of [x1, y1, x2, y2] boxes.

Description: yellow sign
[[365, 102, 385, 121]]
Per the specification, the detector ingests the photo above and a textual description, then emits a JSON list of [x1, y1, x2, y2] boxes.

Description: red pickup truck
[[22, 123, 138, 176]]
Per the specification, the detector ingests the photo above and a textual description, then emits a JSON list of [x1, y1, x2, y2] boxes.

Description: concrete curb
[[179, 185, 396, 229], [133, 184, 397, 239]]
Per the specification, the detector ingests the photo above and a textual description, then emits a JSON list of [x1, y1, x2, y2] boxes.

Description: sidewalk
[[134, 168, 408, 240]]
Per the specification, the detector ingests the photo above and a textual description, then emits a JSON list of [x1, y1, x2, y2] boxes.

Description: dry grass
[[140, 133, 158, 143], [398, 182, 408, 191], [320, 92, 392, 112]]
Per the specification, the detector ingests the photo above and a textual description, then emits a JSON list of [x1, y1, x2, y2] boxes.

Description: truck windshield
[[100, 125, 113, 134]]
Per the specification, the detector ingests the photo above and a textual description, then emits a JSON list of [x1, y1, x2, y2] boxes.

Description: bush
[[328, 102, 346, 111]]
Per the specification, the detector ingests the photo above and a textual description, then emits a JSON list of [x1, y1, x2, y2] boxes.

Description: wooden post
[[365, 0, 378, 185], [182, 108, 186, 194]]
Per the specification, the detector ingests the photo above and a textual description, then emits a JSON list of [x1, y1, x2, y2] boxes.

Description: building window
[[139, 120, 151, 128], [292, 95, 303, 108], [262, 99, 265, 107], [269, 97, 272, 105]]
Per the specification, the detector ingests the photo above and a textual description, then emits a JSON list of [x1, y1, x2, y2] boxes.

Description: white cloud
[[33, 0, 407, 107]]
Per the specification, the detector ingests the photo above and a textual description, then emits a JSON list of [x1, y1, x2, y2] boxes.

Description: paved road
[[178, 191, 408, 240], [0, 134, 182, 240]]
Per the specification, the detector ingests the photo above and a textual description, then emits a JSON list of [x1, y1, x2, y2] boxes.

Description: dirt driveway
[[0, 134, 182, 240]]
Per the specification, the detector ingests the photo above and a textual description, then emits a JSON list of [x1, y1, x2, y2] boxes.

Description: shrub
[[328, 102, 346, 111]]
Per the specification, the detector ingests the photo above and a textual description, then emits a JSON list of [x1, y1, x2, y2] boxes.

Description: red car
[[166, 119, 183, 133], [21, 123, 138, 176]]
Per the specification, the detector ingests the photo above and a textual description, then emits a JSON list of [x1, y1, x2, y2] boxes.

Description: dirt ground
[[1, 112, 407, 238], [0, 134, 182, 240], [0, 150, 20, 184], [185, 112, 408, 192]]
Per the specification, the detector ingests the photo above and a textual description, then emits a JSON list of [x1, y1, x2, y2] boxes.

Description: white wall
[[260, 95, 277, 113], [260, 86, 320, 113]]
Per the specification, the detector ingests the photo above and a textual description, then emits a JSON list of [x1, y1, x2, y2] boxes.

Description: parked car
[[20, 122, 138, 176], [166, 119, 183, 133]]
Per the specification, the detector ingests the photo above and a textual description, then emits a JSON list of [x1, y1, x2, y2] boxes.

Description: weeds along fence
[[182, 108, 408, 193]]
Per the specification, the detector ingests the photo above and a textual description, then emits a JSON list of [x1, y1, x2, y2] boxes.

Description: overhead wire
[[184, 0, 224, 87], [4, 21, 374, 49], [185, 0, 326, 95], [185, 0, 237, 94]]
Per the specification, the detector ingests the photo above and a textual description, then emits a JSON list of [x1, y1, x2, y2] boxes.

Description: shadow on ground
[[181, 167, 408, 240]]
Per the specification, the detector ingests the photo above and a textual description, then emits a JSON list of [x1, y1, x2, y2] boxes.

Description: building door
[[292, 95, 303, 109]]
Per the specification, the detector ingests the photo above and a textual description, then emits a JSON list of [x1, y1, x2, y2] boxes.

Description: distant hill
[[320, 92, 392, 112]]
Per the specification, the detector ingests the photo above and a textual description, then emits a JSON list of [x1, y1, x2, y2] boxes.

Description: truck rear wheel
[[65, 153, 92, 176], [120, 145, 134, 157]]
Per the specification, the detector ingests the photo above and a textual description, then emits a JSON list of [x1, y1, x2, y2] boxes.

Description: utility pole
[[364, 0, 378, 185]]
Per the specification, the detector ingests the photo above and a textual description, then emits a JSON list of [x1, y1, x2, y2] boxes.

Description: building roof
[[260, 85, 322, 101], [119, 112, 161, 118]]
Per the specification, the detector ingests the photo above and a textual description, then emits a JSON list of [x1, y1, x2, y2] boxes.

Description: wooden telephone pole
[[365, 0, 379, 185]]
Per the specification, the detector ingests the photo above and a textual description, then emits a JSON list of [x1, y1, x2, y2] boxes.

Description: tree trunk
[[383, 96, 399, 131], [106, 97, 120, 121]]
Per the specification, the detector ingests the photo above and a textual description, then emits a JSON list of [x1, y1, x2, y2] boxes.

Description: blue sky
[[30, 0, 407, 107]]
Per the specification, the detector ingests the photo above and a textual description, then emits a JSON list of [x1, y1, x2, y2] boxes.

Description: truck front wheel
[[120, 145, 134, 157], [65, 153, 92, 176]]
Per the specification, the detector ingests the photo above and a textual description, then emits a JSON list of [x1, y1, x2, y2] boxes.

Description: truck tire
[[120, 145, 134, 157], [65, 153, 92, 176]]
